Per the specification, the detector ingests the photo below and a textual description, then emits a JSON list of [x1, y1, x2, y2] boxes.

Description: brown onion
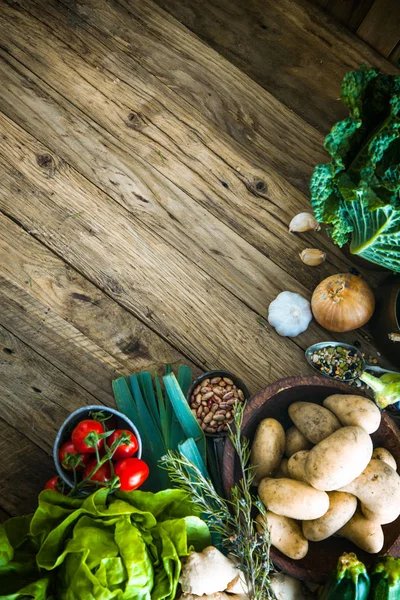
[[311, 273, 375, 332]]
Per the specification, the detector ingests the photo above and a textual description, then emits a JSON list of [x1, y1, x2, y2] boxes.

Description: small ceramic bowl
[[186, 370, 250, 438], [54, 405, 142, 488]]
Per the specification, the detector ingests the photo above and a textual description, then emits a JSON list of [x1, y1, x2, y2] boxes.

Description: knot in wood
[[255, 179, 267, 192], [246, 177, 268, 197], [36, 154, 54, 169], [127, 111, 143, 130]]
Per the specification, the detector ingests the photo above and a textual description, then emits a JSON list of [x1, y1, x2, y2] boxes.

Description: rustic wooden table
[[0, 0, 398, 518]]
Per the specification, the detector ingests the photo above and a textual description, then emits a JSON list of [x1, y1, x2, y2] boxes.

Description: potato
[[288, 402, 341, 444], [361, 504, 400, 525], [337, 511, 384, 553], [273, 458, 290, 479], [287, 450, 309, 483], [323, 394, 381, 434], [372, 447, 397, 470], [302, 491, 357, 541], [251, 418, 285, 484], [258, 477, 329, 520], [339, 459, 400, 521], [305, 426, 373, 491], [256, 512, 308, 560], [284, 426, 313, 458]]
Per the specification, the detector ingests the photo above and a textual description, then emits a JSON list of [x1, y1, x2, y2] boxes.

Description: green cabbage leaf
[[310, 66, 400, 271], [0, 488, 210, 600]]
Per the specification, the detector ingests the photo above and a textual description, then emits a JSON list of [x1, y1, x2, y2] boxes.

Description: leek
[[360, 372, 400, 409]]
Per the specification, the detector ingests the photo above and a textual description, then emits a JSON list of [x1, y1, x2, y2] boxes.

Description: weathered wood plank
[[313, 0, 330, 8], [0, 417, 54, 516], [357, 0, 400, 58], [151, 0, 398, 134], [12, 0, 326, 197], [0, 213, 194, 389], [0, 4, 385, 298], [321, 0, 375, 31], [0, 126, 315, 395], [0, 111, 392, 400], [0, 324, 101, 453], [0, 0, 330, 290], [389, 41, 400, 66]]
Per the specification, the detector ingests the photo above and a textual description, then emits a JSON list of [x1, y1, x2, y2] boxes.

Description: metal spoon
[[305, 341, 399, 382]]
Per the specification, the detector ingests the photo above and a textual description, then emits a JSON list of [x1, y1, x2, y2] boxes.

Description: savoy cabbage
[[310, 66, 400, 272]]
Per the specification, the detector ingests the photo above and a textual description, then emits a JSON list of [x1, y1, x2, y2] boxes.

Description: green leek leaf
[[177, 365, 192, 398], [138, 372, 160, 425], [178, 438, 208, 479], [129, 374, 169, 491], [112, 377, 141, 431], [163, 373, 206, 463], [154, 375, 169, 447]]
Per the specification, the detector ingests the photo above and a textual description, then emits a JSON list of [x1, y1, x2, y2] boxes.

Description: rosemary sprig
[[161, 404, 275, 600]]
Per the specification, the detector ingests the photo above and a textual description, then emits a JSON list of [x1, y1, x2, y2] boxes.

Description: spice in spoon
[[311, 345, 364, 380]]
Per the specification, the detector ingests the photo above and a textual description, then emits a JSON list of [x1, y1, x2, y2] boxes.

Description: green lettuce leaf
[[0, 489, 209, 600], [310, 66, 400, 271]]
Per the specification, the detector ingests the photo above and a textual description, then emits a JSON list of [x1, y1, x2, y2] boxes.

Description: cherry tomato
[[71, 419, 104, 453], [83, 459, 112, 484], [59, 440, 90, 471], [108, 429, 139, 461], [44, 476, 63, 492], [114, 458, 149, 491]]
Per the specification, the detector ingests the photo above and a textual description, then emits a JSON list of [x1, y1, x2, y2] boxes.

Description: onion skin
[[311, 273, 375, 332]]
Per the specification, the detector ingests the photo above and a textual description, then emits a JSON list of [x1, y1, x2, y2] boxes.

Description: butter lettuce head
[[0, 489, 210, 600], [310, 66, 400, 272]]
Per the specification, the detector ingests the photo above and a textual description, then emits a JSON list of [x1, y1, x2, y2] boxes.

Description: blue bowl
[[53, 405, 142, 488]]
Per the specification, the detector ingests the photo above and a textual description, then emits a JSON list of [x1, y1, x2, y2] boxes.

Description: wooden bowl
[[222, 376, 400, 583], [370, 275, 400, 368]]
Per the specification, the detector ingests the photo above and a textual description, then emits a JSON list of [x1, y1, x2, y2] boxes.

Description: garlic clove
[[299, 248, 326, 266], [289, 212, 321, 233]]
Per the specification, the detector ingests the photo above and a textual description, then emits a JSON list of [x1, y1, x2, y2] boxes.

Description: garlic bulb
[[299, 248, 326, 266], [268, 291, 312, 337], [289, 212, 320, 233]]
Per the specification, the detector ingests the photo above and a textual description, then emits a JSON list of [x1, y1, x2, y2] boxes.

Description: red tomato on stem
[[59, 440, 90, 471], [83, 459, 112, 483], [108, 429, 139, 461], [71, 419, 105, 453], [114, 458, 149, 491], [44, 476, 63, 492]]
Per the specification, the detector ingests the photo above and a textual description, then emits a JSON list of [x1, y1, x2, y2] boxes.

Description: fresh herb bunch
[[161, 404, 276, 600]]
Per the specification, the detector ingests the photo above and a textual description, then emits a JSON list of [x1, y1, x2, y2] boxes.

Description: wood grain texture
[[357, 0, 400, 58], [21, 0, 326, 192], [0, 120, 309, 393], [389, 41, 400, 66], [152, 0, 398, 133], [0, 417, 54, 516], [0, 2, 387, 294], [0, 213, 193, 389], [0, 324, 101, 453], [2, 0, 324, 198], [321, 0, 375, 31], [0, 109, 390, 380]]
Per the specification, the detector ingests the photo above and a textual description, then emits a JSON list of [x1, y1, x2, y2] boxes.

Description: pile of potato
[[251, 395, 400, 560]]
